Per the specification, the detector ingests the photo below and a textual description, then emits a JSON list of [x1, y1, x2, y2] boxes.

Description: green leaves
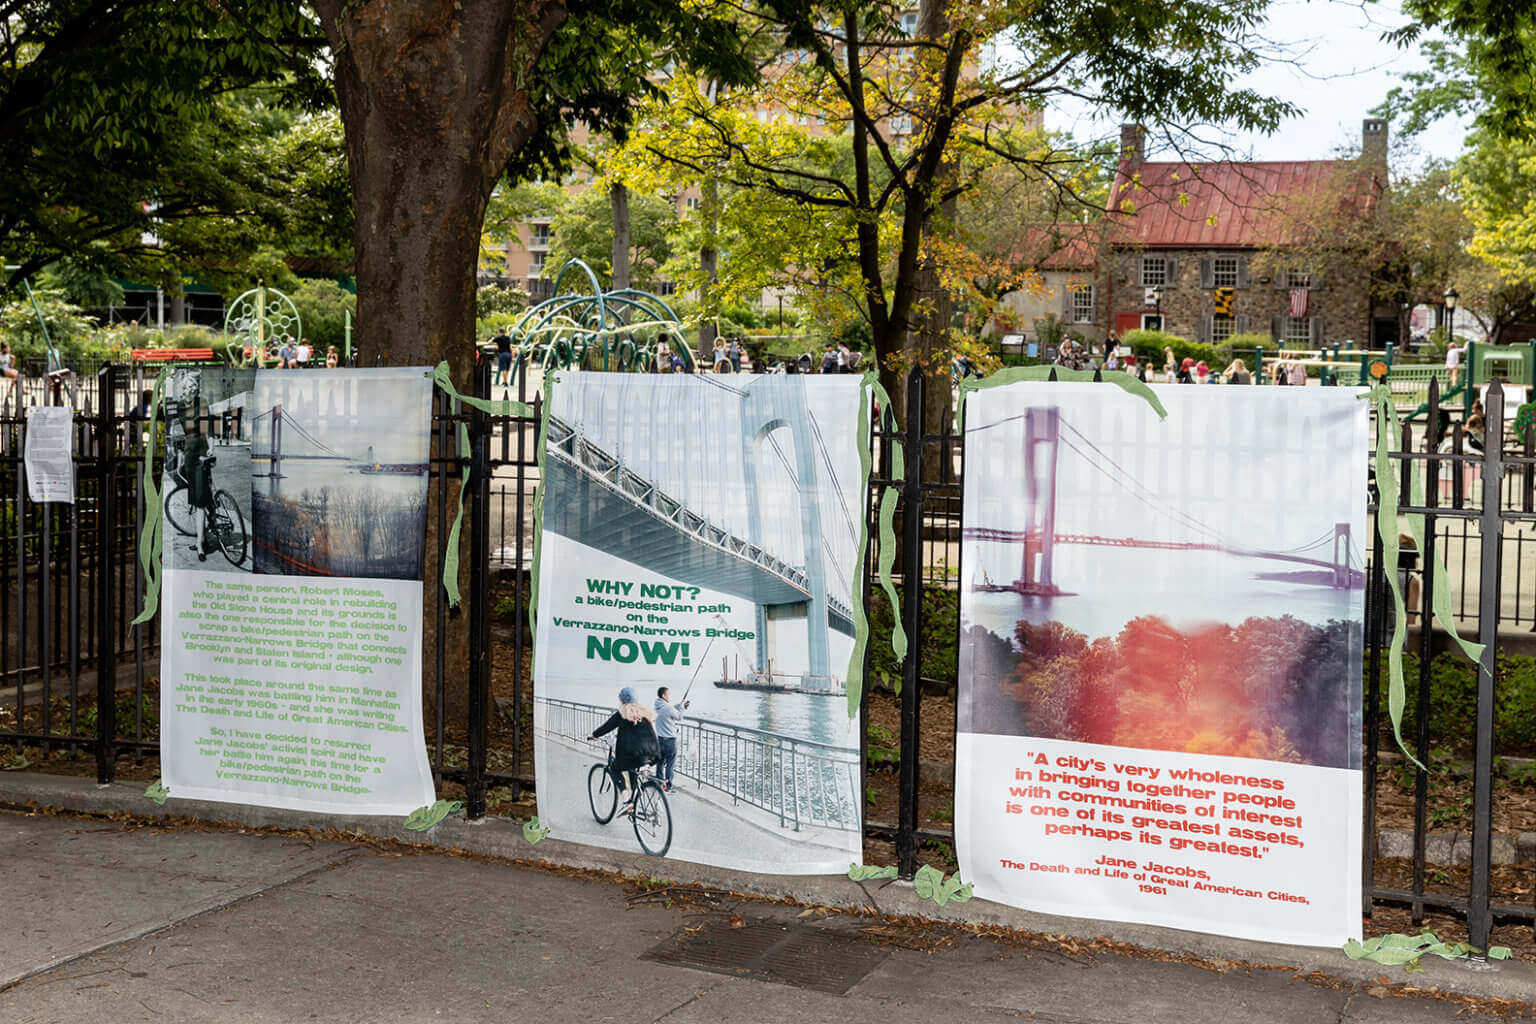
[[402, 800, 463, 831], [912, 864, 973, 907], [144, 780, 170, 805], [1343, 931, 1515, 972]]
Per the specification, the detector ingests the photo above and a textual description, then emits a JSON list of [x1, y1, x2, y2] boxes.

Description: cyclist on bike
[[587, 687, 660, 814], [180, 406, 218, 558]]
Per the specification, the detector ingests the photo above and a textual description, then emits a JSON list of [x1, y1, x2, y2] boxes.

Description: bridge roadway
[[542, 415, 857, 636], [963, 527, 1362, 580]]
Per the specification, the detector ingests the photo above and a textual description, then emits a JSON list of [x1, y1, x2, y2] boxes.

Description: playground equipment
[[3, 266, 76, 408], [1400, 340, 1536, 423], [497, 259, 693, 379], [223, 284, 302, 367]]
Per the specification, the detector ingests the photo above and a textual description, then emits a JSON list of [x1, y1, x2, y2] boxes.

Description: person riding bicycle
[[587, 687, 660, 813], [181, 406, 218, 557]]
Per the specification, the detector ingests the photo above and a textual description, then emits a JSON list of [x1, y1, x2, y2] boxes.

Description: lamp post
[[1445, 287, 1459, 336], [1151, 285, 1163, 331]]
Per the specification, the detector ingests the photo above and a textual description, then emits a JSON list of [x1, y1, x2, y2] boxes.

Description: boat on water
[[713, 678, 842, 696], [359, 463, 428, 476]]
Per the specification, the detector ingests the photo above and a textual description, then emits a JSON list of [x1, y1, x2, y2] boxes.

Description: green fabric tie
[[954, 365, 1169, 433], [145, 779, 170, 805], [130, 371, 170, 626], [848, 372, 907, 718], [523, 816, 551, 844], [427, 363, 534, 610], [403, 799, 463, 830], [912, 863, 973, 906], [1343, 931, 1511, 972], [847, 863, 899, 881], [528, 373, 555, 650], [1361, 385, 1482, 770]]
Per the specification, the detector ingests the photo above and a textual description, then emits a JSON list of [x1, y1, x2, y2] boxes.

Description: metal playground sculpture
[[500, 259, 695, 377], [222, 285, 302, 367]]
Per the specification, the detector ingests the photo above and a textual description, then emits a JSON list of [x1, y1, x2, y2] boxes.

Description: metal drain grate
[[641, 918, 891, 994]]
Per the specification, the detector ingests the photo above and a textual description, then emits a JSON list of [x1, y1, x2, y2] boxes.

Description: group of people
[[265, 336, 341, 369], [587, 687, 690, 812]]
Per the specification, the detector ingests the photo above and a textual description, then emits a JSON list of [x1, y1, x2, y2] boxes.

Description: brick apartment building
[[1090, 120, 1390, 350]]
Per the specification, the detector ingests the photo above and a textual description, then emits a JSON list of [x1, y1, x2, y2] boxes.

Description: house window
[[530, 223, 552, 249], [1212, 256, 1240, 288], [658, 281, 677, 296], [1140, 256, 1166, 287], [1284, 316, 1311, 344], [890, 114, 912, 135], [900, 11, 918, 35], [529, 251, 547, 277], [1070, 286, 1095, 324], [1285, 268, 1312, 288], [684, 196, 702, 211], [1211, 314, 1234, 344]]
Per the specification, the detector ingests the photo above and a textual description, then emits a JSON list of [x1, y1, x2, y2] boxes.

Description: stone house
[[1102, 121, 1390, 350], [996, 224, 1107, 348]]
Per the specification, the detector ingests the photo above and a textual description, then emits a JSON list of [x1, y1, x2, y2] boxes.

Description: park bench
[[130, 348, 217, 362]]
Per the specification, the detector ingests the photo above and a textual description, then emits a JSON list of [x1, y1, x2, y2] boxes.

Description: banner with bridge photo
[[955, 382, 1368, 947], [157, 367, 436, 815], [533, 372, 866, 873]]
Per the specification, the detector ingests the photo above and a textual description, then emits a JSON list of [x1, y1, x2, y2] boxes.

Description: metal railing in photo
[[535, 695, 861, 833]]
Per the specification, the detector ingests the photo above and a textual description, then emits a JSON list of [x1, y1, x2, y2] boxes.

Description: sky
[[1045, 0, 1470, 169]]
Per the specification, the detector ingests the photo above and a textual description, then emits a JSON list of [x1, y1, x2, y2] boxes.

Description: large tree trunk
[[698, 176, 719, 351], [314, 0, 568, 724], [610, 182, 631, 289]]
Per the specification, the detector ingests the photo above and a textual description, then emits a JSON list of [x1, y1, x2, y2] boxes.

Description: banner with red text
[[955, 382, 1367, 947]]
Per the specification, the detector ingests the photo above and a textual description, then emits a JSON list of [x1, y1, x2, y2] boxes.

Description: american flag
[[1289, 288, 1310, 318]]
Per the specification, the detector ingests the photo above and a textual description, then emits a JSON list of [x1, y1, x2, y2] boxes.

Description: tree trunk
[[314, 0, 568, 724], [698, 176, 719, 351], [611, 181, 631, 289]]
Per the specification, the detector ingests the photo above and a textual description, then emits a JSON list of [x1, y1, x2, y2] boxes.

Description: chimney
[[1362, 117, 1388, 165], [1120, 124, 1145, 171]]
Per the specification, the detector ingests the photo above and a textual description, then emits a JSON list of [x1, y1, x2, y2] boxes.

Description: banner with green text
[[159, 367, 436, 815], [534, 372, 866, 872]]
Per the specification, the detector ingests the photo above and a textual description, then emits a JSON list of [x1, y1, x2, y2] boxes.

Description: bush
[[289, 278, 357, 353], [1227, 331, 1275, 352], [1124, 329, 1221, 369], [1366, 650, 1536, 754], [476, 283, 530, 320]]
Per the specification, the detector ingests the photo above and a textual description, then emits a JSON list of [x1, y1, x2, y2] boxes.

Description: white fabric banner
[[534, 372, 867, 873], [158, 367, 435, 815], [955, 382, 1367, 946]]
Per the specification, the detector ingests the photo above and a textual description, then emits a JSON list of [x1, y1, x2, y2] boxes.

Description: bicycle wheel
[[164, 484, 195, 537], [588, 763, 617, 824], [212, 490, 248, 567], [632, 778, 672, 856]]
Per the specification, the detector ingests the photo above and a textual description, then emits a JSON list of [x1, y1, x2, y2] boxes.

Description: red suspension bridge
[[965, 407, 1364, 595]]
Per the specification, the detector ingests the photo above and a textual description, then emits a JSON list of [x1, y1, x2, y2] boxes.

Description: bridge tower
[[261, 403, 284, 479], [738, 381, 836, 691], [1014, 407, 1061, 596], [1332, 522, 1351, 589]]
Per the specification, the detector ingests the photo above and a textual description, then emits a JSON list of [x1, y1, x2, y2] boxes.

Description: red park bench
[[130, 348, 217, 363]]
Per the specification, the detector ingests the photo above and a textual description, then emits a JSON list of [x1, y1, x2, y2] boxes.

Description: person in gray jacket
[[653, 687, 689, 792]]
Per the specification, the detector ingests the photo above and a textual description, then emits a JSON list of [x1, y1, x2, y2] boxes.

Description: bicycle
[[171, 454, 247, 568], [586, 743, 672, 856]]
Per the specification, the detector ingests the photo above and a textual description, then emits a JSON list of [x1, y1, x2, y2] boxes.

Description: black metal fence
[[3, 360, 1534, 952]]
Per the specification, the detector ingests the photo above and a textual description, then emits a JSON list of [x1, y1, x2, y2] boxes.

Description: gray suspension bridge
[[964, 407, 1364, 594], [541, 375, 860, 692], [250, 405, 413, 478]]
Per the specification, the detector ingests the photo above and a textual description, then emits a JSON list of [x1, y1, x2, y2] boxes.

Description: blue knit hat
[[619, 687, 635, 705]]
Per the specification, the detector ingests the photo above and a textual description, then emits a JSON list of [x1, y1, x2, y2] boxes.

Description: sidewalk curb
[[3, 771, 1533, 1007]]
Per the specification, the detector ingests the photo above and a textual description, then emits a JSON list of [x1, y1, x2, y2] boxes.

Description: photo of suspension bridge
[[958, 383, 1369, 770], [249, 369, 432, 580], [533, 373, 867, 872]]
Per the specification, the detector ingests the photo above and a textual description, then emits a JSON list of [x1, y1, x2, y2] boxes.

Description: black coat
[[592, 711, 660, 772]]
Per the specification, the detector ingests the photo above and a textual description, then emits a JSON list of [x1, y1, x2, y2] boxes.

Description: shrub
[[289, 278, 357, 353]]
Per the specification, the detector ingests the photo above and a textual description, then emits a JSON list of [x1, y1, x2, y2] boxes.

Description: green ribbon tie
[[403, 798, 463, 831]]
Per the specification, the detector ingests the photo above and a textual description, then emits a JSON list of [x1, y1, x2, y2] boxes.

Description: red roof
[[1107, 159, 1381, 249], [1009, 223, 1103, 270]]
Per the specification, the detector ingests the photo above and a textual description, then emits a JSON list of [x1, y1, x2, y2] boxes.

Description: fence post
[[1468, 380, 1505, 951], [94, 365, 116, 784], [896, 367, 925, 879], [464, 357, 492, 820]]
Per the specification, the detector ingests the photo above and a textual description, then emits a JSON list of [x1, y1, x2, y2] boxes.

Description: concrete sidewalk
[[2, 773, 1533, 1023]]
